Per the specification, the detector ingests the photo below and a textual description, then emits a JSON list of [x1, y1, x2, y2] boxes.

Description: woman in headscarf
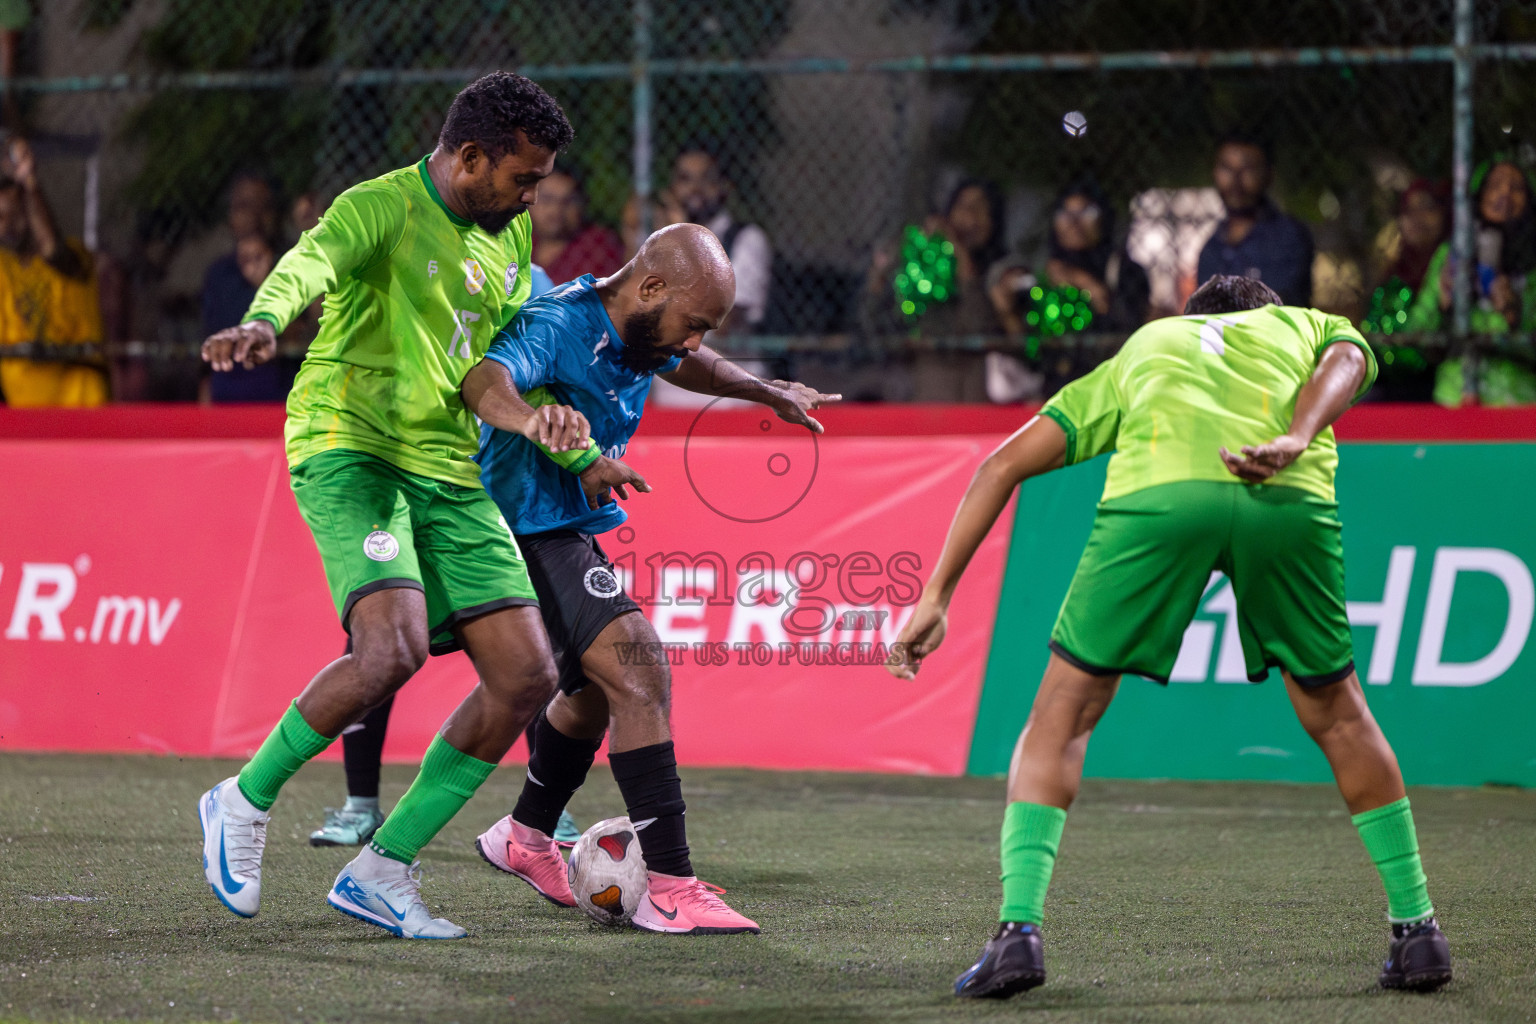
[[1405, 158, 1536, 406], [986, 178, 1150, 401], [1363, 179, 1450, 401], [861, 177, 1012, 401], [1036, 177, 1150, 332]]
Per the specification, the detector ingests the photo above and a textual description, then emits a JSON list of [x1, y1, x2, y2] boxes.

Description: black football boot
[[953, 922, 1046, 998], [1379, 917, 1452, 992]]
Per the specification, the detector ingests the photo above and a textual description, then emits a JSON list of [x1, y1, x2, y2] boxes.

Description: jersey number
[[449, 309, 481, 358], [1198, 316, 1237, 356]]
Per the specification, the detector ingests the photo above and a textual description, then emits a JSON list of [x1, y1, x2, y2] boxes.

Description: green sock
[[1352, 797, 1435, 923], [236, 702, 334, 811], [999, 801, 1068, 925], [370, 735, 496, 863]]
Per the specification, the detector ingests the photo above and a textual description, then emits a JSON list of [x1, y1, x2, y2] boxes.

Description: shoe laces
[[376, 861, 426, 909], [676, 880, 730, 913], [223, 814, 267, 878]]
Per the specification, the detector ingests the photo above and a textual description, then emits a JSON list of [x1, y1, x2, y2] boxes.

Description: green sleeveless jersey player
[[1040, 303, 1377, 684]]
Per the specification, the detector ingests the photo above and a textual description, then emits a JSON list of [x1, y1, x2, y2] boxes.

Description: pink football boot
[[630, 872, 760, 934], [475, 815, 576, 908]]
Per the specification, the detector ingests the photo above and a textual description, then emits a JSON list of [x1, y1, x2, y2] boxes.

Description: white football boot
[[198, 776, 269, 918], [327, 847, 467, 939]]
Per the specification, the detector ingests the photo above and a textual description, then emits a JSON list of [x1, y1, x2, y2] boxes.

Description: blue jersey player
[[462, 223, 838, 933]]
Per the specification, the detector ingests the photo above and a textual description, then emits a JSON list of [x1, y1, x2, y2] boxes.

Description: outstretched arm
[[204, 186, 403, 371], [8, 139, 84, 279], [888, 414, 1068, 679], [1219, 341, 1368, 482], [661, 345, 841, 433]]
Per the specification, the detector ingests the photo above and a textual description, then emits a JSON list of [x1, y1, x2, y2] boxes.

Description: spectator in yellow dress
[[0, 138, 107, 407]]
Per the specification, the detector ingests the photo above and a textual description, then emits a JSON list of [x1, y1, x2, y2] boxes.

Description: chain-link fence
[[4, 0, 1535, 402]]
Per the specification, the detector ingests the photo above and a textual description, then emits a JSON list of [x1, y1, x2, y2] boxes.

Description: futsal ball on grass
[[567, 816, 647, 925]]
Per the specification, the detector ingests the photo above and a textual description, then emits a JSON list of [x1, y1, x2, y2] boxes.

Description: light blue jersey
[[477, 275, 682, 536], [529, 263, 555, 298]]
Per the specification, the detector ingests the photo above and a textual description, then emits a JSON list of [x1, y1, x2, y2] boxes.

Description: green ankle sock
[[1352, 797, 1435, 923], [370, 735, 496, 863], [236, 702, 334, 811], [999, 801, 1068, 925]]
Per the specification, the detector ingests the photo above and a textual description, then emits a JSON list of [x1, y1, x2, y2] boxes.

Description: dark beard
[[462, 179, 522, 235], [618, 306, 679, 373], [684, 196, 724, 223], [1221, 194, 1263, 219]]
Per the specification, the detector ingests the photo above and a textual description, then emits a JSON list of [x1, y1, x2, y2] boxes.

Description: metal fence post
[[632, 0, 653, 238], [1451, 0, 1475, 400]]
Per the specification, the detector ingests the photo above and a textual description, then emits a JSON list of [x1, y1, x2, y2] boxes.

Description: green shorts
[[290, 449, 538, 654], [1050, 480, 1354, 686]]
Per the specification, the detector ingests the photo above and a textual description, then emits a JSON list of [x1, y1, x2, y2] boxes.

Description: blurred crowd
[[3, 132, 1534, 409]]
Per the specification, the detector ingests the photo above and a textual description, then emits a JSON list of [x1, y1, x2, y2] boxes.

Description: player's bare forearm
[[889, 415, 1067, 680], [663, 346, 842, 434], [1220, 342, 1367, 482], [1288, 341, 1368, 445], [663, 346, 767, 399], [461, 360, 591, 452], [924, 415, 1067, 607]]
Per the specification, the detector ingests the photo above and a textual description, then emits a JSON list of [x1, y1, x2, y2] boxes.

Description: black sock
[[342, 695, 393, 799], [523, 709, 540, 753], [512, 710, 602, 835], [609, 741, 692, 877]]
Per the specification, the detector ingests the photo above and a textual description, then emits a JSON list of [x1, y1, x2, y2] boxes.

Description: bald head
[[632, 222, 735, 303], [599, 221, 737, 371]]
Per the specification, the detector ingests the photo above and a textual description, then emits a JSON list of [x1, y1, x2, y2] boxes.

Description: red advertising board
[[0, 413, 1014, 775]]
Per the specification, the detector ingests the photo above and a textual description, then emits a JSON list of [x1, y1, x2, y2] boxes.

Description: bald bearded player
[[462, 223, 840, 933]]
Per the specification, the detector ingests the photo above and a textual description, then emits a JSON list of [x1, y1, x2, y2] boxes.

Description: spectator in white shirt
[[670, 144, 772, 334]]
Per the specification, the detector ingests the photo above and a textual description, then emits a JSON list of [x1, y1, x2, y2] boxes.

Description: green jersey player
[[197, 72, 608, 939], [891, 276, 1452, 997]]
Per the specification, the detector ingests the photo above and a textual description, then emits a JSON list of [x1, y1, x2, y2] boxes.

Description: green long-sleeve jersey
[[1041, 305, 1377, 504], [245, 157, 531, 487]]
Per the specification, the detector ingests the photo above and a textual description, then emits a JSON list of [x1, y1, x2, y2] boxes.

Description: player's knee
[[352, 631, 428, 695], [493, 656, 559, 707], [602, 665, 671, 719], [530, 659, 560, 701], [1301, 703, 1372, 748]]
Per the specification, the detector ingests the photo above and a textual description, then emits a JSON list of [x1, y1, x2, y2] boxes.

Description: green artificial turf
[[0, 752, 1532, 1023]]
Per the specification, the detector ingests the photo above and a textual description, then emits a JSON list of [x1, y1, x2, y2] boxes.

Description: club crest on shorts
[[504, 261, 519, 296], [463, 258, 485, 295], [363, 530, 400, 562], [584, 566, 621, 599]]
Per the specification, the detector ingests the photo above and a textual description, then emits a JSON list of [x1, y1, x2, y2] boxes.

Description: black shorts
[[519, 529, 642, 695]]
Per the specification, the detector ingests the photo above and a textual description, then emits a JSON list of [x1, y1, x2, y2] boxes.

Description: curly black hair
[[438, 72, 575, 163], [1184, 274, 1282, 315]]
